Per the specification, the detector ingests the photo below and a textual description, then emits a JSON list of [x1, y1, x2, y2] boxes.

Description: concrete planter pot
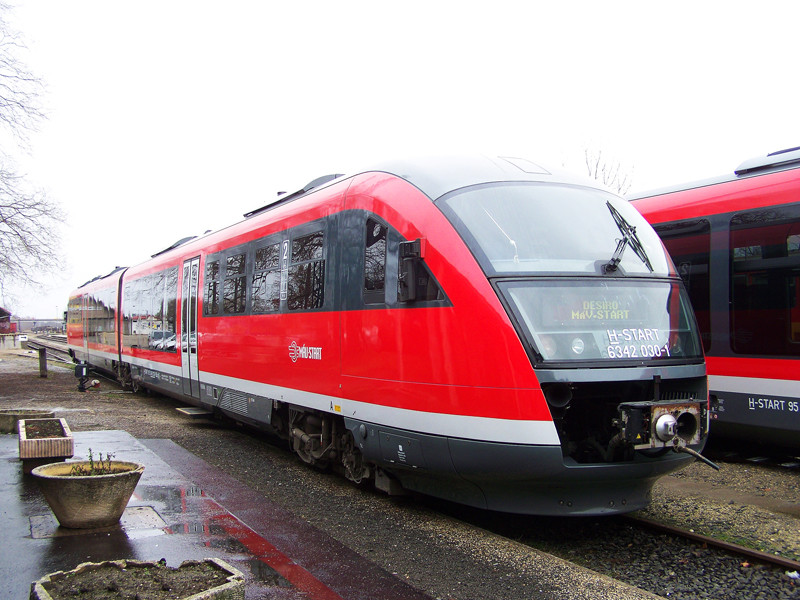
[[0, 408, 55, 433], [30, 460, 145, 528], [30, 558, 245, 600], [18, 418, 74, 474]]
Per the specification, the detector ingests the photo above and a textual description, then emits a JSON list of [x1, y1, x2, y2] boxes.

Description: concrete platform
[[0, 430, 432, 600]]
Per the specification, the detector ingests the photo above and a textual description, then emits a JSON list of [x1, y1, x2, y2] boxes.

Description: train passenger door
[[181, 257, 201, 399]]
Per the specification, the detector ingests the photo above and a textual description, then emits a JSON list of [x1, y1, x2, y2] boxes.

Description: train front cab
[[330, 161, 711, 515]]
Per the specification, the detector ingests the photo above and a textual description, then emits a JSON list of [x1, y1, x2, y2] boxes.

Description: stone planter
[[30, 558, 245, 600], [30, 460, 145, 528], [0, 408, 54, 433], [18, 418, 74, 474]]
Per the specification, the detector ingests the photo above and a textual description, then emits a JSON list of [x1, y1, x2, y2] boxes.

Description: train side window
[[122, 280, 137, 342], [121, 267, 178, 352], [86, 287, 117, 347], [292, 231, 323, 261], [204, 260, 220, 315], [67, 295, 83, 327], [254, 243, 280, 271], [148, 271, 166, 350], [364, 218, 387, 304], [288, 231, 325, 310], [652, 219, 711, 352], [146, 267, 178, 352], [730, 207, 800, 356], [252, 242, 281, 313], [223, 253, 247, 314], [226, 253, 245, 276], [163, 267, 178, 351]]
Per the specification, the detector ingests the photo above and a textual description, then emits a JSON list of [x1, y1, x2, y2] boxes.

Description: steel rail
[[25, 340, 73, 363], [626, 514, 800, 572]]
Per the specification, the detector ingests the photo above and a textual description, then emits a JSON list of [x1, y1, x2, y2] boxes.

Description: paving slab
[[0, 430, 432, 600]]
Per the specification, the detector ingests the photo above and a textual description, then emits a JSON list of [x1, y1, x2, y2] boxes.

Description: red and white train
[[68, 155, 709, 515], [631, 147, 800, 448]]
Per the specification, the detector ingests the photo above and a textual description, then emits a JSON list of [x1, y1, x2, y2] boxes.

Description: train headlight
[[571, 338, 585, 355], [544, 382, 573, 409]]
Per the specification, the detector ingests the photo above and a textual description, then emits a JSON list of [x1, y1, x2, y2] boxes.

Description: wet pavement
[[1, 429, 433, 599]]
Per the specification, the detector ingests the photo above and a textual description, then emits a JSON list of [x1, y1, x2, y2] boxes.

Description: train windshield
[[499, 279, 703, 364], [438, 182, 671, 276]]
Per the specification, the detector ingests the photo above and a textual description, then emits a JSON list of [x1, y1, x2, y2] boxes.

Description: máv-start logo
[[288, 341, 322, 363]]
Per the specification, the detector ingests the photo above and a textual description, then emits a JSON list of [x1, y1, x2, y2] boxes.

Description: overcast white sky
[[4, 0, 800, 318]]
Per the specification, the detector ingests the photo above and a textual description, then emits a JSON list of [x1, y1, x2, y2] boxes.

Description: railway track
[[25, 336, 72, 363], [704, 439, 800, 471], [430, 490, 800, 600], [626, 514, 800, 572], [25, 337, 126, 389]]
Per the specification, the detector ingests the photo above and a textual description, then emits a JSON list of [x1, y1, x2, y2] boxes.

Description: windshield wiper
[[604, 202, 653, 273], [483, 207, 519, 264]]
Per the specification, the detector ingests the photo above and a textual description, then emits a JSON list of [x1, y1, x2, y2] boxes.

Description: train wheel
[[341, 430, 369, 484], [292, 435, 329, 469], [289, 410, 330, 469]]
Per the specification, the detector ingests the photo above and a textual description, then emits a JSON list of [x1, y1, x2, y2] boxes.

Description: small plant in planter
[[31, 449, 145, 529], [68, 448, 116, 475]]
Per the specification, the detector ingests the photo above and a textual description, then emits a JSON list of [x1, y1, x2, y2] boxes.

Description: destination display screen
[[500, 279, 703, 364]]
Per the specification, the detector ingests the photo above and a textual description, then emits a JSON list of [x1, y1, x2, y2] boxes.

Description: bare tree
[[584, 148, 633, 195], [0, 167, 61, 292], [0, 3, 42, 141], [0, 3, 62, 302]]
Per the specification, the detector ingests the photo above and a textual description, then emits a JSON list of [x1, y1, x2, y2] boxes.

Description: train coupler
[[616, 400, 706, 450]]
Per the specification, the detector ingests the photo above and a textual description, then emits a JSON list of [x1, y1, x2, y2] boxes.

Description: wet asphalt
[[1, 429, 432, 600]]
